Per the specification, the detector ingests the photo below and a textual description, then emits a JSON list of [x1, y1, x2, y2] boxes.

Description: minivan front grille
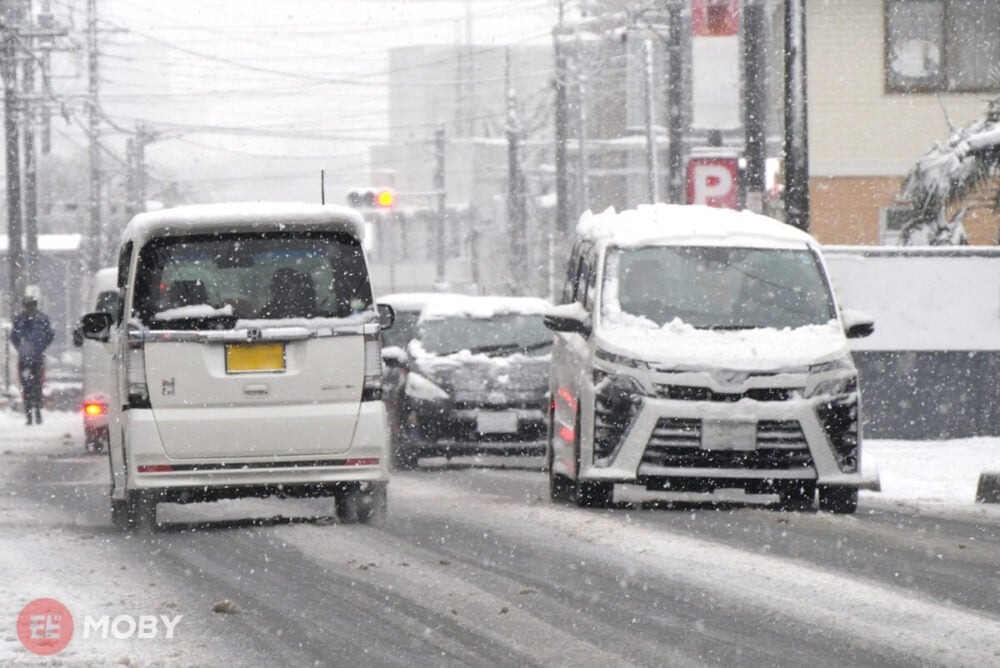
[[641, 418, 814, 471], [655, 384, 798, 402]]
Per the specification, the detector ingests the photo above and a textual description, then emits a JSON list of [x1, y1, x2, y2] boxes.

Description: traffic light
[[347, 187, 395, 209]]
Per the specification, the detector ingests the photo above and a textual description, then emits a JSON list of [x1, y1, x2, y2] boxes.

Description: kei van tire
[[818, 485, 858, 514], [336, 482, 387, 525], [112, 492, 158, 533]]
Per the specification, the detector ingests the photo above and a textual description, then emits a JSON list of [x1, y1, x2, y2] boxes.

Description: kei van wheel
[[817, 485, 858, 514], [335, 482, 388, 525], [112, 492, 158, 533]]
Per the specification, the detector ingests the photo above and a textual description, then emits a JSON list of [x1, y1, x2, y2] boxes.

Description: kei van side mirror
[[543, 304, 591, 336], [377, 303, 395, 331], [80, 312, 113, 342], [841, 308, 875, 339]]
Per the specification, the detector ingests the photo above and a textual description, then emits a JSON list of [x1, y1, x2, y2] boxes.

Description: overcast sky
[[52, 0, 564, 203]]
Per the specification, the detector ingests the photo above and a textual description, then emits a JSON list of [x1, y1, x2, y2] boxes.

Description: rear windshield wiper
[[149, 314, 239, 331]]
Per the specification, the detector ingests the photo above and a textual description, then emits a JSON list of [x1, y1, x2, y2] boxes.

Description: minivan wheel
[[817, 485, 858, 514], [573, 479, 614, 508], [336, 482, 388, 525], [570, 414, 613, 508]]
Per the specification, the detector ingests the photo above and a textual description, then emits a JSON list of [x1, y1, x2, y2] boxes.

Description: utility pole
[[744, 0, 768, 214], [643, 38, 659, 204], [1, 0, 24, 310], [784, 0, 809, 231], [666, 1, 686, 204], [23, 0, 38, 290], [576, 70, 589, 213], [553, 1, 569, 235], [433, 123, 446, 284], [505, 46, 528, 294], [86, 0, 100, 274], [125, 124, 151, 223]]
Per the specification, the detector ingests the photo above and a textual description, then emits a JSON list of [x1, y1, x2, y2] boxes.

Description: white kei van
[[544, 204, 878, 514], [80, 203, 393, 530], [74, 267, 120, 452]]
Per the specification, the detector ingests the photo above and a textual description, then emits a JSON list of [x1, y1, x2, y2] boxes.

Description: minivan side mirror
[[377, 303, 395, 331], [841, 308, 875, 339], [543, 304, 591, 336], [80, 312, 113, 342]]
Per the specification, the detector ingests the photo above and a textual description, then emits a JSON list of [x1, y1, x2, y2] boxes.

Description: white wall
[[824, 247, 1000, 351]]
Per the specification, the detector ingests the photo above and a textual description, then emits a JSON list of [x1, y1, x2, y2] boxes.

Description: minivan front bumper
[[580, 393, 876, 490]]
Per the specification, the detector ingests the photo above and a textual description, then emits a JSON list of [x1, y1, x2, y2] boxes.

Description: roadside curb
[[975, 471, 1000, 504]]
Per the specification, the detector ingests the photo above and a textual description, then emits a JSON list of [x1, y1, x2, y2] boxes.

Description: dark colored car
[[393, 295, 552, 469]]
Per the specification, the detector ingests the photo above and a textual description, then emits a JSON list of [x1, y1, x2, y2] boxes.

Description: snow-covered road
[[1, 411, 998, 666]]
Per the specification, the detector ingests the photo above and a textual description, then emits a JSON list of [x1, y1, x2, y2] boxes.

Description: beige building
[[808, 0, 1000, 244]]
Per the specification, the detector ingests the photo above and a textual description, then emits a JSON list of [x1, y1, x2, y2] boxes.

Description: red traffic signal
[[347, 188, 395, 209]]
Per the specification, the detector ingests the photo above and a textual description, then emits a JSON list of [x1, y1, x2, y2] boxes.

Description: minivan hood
[[413, 349, 550, 404], [595, 319, 849, 371]]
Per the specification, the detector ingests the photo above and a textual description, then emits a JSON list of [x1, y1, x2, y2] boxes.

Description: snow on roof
[[420, 295, 551, 321], [577, 204, 815, 249], [122, 202, 365, 246]]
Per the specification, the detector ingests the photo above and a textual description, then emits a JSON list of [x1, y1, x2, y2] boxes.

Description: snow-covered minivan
[[544, 204, 877, 513], [80, 203, 393, 529]]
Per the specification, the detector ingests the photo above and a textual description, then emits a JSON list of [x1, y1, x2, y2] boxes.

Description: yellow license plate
[[225, 342, 285, 373]]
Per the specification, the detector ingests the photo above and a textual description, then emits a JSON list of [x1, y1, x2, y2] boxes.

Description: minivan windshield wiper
[[432, 339, 552, 357], [470, 340, 552, 355]]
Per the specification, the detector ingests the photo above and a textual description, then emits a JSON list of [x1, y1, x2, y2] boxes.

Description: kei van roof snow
[[121, 202, 366, 249]]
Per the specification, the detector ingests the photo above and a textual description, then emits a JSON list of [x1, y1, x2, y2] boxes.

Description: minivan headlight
[[805, 355, 858, 398], [405, 371, 449, 402]]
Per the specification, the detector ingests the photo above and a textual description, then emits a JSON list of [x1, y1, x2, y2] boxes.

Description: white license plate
[[477, 411, 518, 434], [701, 420, 756, 451]]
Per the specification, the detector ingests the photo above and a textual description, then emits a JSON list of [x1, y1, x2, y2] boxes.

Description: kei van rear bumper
[[120, 402, 389, 495]]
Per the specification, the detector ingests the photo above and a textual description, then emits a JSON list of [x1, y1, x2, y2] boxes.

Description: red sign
[[686, 157, 739, 209], [692, 0, 740, 37]]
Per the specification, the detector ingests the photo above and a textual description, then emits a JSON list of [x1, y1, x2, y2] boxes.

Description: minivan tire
[[570, 414, 613, 508], [818, 485, 858, 514]]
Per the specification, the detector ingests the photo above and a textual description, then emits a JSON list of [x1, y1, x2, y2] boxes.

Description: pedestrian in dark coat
[[11, 295, 55, 425]]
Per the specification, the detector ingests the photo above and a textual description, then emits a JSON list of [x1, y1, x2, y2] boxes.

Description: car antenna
[[320, 169, 326, 204]]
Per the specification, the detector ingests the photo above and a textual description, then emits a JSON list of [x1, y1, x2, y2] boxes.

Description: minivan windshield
[[133, 231, 372, 328], [418, 314, 552, 356], [604, 245, 835, 330]]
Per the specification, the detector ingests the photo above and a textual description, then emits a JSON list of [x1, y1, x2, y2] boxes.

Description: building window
[[886, 0, 1000, 93]]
